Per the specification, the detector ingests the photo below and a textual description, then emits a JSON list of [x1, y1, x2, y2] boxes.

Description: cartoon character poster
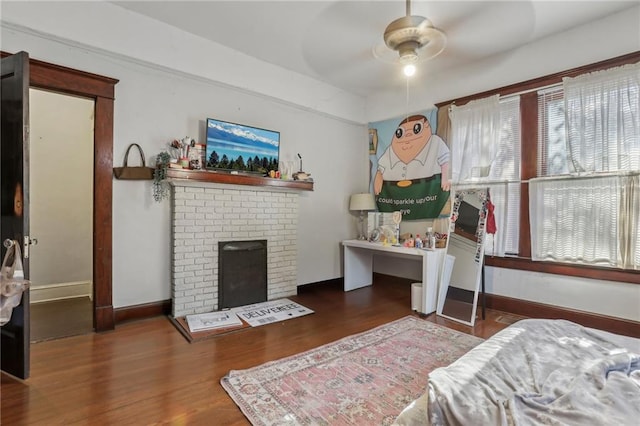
[[369, 109, 450, 220]]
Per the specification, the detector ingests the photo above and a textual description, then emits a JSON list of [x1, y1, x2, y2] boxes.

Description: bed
[[394, 319, 640, 425]]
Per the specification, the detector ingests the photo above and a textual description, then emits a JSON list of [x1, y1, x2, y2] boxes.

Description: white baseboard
[[30, 281, 93, 304]]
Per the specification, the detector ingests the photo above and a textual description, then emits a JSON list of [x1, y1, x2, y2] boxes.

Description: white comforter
[[395, 319, 640, 425]]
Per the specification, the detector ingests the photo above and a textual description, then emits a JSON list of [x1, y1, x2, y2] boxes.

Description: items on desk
[[399, 232, 411, 241], [435, 232, 448, 248], [425, 227, 436, 250], [391, 211, 402, 247], [370, 225, 397, 245]]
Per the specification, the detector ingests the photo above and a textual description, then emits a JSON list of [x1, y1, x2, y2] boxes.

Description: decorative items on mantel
[[153, 151, 171, 202], [166, 169, 314, 191], [292, 153, 311, 181], [121, 134, 314, 201]]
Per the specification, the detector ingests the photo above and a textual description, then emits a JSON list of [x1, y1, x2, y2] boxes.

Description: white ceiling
[[112, 0, 637, 98]]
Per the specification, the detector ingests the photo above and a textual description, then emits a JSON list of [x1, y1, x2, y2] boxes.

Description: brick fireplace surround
[[171, 181, 299, 318]]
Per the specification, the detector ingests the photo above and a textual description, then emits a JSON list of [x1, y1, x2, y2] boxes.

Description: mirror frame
[[436, 187, 489, 326]]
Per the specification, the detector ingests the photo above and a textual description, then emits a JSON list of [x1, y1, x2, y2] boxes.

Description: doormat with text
[[170, 298, 314, 343], [231, 298, 314, 327], [170, 315, 251, 343]]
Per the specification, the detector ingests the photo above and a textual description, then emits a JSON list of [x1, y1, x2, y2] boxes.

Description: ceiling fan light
[[375, 0, 447, 69], [403, 63, 416, 77]]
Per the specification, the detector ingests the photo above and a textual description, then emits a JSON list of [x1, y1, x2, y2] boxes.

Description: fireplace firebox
[[218, 240, 267, 309]]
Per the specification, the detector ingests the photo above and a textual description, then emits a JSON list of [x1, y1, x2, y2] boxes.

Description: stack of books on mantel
[[185, 310, 242, 333]]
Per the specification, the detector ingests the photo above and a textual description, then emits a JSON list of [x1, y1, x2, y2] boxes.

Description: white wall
[[2, 1, 638, 320], [0, 1, 366, 124], [29, 89, 93, 298], [485, 267, 640, 322], [1, 8, 368, 309]]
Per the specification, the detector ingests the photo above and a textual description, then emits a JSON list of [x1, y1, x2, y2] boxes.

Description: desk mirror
[[436, 188, 489, 326]]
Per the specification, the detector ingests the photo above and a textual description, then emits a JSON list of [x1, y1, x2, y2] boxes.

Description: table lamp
[[349, 193, 376, 240]]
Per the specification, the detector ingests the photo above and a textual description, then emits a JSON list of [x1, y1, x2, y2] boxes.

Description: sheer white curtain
[[620, 174, 640, 269], [485, 182, 519, 256], [449, 95, 500, 183], [564, 62, 640, 172], [450, 95, 520, 256], [531, 174, 615, 266], [530, 62, 640, 269], [530, 173, 639, 269]]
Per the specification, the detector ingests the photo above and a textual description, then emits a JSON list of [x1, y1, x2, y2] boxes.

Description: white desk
[[342, 239, 446, 315]]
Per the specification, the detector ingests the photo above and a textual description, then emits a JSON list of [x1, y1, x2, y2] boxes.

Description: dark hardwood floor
[[2, 275, 523, 425], [30, 297, 93, 343]]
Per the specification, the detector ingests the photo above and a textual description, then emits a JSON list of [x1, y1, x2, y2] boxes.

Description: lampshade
[[349, 193, 376, 211]]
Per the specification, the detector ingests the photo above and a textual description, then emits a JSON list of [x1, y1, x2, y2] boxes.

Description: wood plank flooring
[[30, 297, 93, 343], [1, 275, 524, 425]]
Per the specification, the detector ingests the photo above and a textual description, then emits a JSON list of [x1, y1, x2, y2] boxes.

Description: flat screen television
[[205, 117, 280, 174]]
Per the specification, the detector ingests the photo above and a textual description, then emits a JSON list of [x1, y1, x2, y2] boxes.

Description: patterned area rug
[[221, 316, 483, 425]]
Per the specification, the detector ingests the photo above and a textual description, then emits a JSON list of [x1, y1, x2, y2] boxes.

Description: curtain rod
[[453, 171, 639, 186], [529, 171, 640, 183]]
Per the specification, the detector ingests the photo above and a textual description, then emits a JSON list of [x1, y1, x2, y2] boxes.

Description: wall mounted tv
[[205, 117, 280, 174]]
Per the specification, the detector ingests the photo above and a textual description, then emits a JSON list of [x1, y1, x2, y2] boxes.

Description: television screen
[[205, 118, 280, 174]]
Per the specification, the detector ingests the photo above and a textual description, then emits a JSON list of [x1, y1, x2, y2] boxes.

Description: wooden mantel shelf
[[167, 169, 314, 191]]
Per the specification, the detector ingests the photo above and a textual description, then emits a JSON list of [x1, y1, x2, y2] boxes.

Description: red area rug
[[221, 316, 483, 425]]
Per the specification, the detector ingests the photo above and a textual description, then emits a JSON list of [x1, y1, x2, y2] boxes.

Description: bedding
[[394, 319, 640, 425]]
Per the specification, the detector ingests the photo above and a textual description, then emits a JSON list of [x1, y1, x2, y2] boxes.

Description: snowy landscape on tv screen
[[206, 118, 280, 173]]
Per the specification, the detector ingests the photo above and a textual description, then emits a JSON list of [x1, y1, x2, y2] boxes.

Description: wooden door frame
[[2, 52, 118, 332]]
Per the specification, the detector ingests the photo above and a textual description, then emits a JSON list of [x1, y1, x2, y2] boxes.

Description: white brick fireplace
[[171, 181, 299, 317]]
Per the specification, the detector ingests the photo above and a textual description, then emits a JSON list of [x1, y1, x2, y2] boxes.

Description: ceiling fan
[[377, 0, 447, 76]]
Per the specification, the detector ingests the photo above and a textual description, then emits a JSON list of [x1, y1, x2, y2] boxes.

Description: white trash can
[[411, 282, 423, 312]]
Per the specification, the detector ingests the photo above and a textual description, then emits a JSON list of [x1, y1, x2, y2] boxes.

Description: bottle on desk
[[425, 227, 436, 250], [415, 234, 423, 249]]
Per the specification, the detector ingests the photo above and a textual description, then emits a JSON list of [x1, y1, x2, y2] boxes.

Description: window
[[531, 63, 639, 269], [530, 174, 638, 268], [440, 53, 640, 278], [450, 96, 520, 256], [495, 97, 521, 256], [538, 87, 568, 176]]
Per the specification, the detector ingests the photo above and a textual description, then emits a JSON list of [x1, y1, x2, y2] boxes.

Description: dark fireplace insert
[[218, 240, 267, 309]]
